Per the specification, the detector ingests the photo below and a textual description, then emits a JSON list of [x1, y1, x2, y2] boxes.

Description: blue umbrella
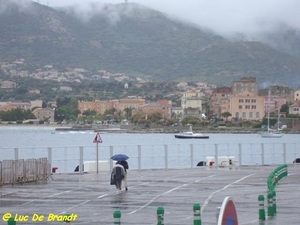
[[111, 154, 129, 161]]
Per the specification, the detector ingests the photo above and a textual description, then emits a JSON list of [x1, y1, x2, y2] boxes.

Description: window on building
[[239, 99, 244, 103], [251, 99, 256, 103], [239, 105, 242, 109], [242, 112, 246, 118], [251, 105, 256, 109], [245, 105, 250, 109], [235, 112, 239, 118], [245, 99, 250, 103], [249, 112, 253, 118], [256, 112, 260, 118]]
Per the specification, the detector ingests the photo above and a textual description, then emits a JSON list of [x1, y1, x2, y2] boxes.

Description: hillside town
[[1, 74, 300, 130]]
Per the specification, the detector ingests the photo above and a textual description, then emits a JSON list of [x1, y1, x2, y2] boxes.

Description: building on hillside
[[209, 86, 232, 118], [259, 85, 294, 103], [181, 88, 206, 119], [132, 101, 171, 120], [157, 99, 172, 119], [229, 91, 264, 121], [60, 86, 72, 91], [289, 100, 300, 115], [171, 107, 182, 120], [0, 102, 10, 108], [78, 97, 145, 116], [32, 108, 55, 122], [28, 89, 40, 94], [47, 101, 57, 108], [78, 100, 115, 115], [263, 94, 286, 115], [294, 89, 300, 102], [0, 102, 31, 111], [118, 98, 146, 112], [30, 100, 43, 110], [0, 80, 17, 90], [232, 77, 258, 94]]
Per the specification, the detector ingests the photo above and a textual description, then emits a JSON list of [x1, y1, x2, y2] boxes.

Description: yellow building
[[132, 100, 172, 119], [118, 98, 146, 112], [78, 98, 145, 116], [230, 91, 265, 120]]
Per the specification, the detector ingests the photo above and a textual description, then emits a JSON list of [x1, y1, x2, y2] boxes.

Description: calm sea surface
[[0, 126, 299, 172]]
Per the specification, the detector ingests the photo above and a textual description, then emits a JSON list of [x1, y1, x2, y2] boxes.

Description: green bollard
[[272, 190, 276, 215], [113, 210, 121, 225], [258, 195, 265, 220], [157, 207, 164, 225], [64, 214, 71, 224], [267, 191, 274, 217], [8, 218, 16, 225], [193, 203, 201, 225]]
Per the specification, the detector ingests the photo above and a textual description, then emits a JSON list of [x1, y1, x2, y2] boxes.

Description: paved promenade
[[0, 165, 299, 224]]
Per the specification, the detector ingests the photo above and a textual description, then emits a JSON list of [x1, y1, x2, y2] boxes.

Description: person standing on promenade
[[117, 160, 129, 191], [111, 163, 125, 193]]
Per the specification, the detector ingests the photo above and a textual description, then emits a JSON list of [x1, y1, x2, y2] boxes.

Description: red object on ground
[[52, 167, 58, 173]]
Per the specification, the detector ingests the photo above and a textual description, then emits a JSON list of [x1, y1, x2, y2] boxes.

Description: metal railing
[[1, 142, 300, 173]]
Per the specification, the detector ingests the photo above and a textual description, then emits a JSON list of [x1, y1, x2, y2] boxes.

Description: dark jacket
[[117, 160, 129, 172]]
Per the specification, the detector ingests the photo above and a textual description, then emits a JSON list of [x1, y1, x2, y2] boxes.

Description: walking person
[[117, 160, 129, 191], [111, 163, 125, 193]]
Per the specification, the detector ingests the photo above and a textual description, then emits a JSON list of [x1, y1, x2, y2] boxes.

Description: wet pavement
[[0, 165, 299, 224]]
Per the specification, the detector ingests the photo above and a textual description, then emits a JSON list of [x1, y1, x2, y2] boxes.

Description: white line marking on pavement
[[127, 175, 217, 215], [201, 173, 255, 214]]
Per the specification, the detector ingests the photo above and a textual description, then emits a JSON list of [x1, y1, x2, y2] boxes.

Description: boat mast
[[267, 89, 270, 130]]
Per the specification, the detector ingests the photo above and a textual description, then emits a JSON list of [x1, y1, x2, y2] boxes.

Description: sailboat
[[260, 89, 284, 138]]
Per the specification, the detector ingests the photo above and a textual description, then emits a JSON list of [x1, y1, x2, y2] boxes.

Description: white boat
[[260, 89, 283, 138], [260, 130, 284, 138], [175, 126, 209, 139]]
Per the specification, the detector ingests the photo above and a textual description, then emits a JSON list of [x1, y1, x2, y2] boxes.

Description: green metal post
[[157, 207, 164, 225], [272, 190, 276, 215], [8, 218, 16, 225], [258, 195, 265, 220], [267, 191, 274, 217], [193, 203, 201, 225], [113, 210, 121, 225], [64, 214, 71, 224]]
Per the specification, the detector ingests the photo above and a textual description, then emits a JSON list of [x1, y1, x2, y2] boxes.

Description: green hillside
[[1, 1, 300, 87]]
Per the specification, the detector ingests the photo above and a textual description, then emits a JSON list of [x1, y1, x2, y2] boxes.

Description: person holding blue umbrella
[[111, 163, 125, 193], [110, 154, 129, 192], [117, 160, 129, 191]]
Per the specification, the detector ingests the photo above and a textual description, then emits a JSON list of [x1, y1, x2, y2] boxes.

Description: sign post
[[93, 132, 103, 174]]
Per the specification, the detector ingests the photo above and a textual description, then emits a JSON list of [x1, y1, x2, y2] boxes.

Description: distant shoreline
[[1, 123, 299, 134]]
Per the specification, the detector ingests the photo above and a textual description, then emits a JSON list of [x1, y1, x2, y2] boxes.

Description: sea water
[[0, 126, 299, 172]]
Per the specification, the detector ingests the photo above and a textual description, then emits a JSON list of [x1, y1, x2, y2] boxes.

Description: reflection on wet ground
[[0, 166, 299, 224]]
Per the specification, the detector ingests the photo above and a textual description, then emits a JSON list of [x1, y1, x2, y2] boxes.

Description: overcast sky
[[39, 0, 300, 38]]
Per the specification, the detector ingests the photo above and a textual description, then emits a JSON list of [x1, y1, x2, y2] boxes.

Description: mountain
[[1, 1, 300, 87]]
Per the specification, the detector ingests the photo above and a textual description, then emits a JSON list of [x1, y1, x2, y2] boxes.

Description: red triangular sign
[[93, 133, 102, 143]]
